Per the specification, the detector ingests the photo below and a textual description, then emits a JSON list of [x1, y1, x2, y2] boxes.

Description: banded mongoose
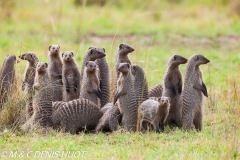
[[140, 96, 170, 132], [52, 98, 103, 134], [162, 55, 188, 127], [182, 54, 210, 131], [96, 103, 122, 132], [47, 45, 63, 101], [113, 63, 138, 132], [80, 47, 106, 79], [0, 55, 18, 109], [62, 51, 81, 102], [80, 61, 102, 106], [114, 44, 134, 86], [131, 64, 149, 106], [149, 84, 163, 97], [19, 52, 39, 120], [95, 54, 110, 108], [25, 62, 54, 129]]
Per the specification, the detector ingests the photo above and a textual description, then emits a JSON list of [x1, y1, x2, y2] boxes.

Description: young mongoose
[[149, 84, 163, 97], [52, 97, 103, 134], [96, 103, 122, 132], [140, 96, 170, 133], [162, 55, 188, 127], [19, 52, 39, 119], [0, 55, 18, 109], [62, 51, 81, 102], [113, 62, 138, 132], [95, 55, 110, 108], [80, 61, 102, 106], [47, 45, 63, 101], [131, 64, 149, 106], [29, 62, 54, 128], [182, 54, 210, 131]]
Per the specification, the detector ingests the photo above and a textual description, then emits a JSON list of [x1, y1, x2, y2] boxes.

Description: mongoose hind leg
[[160, 119, 165, 132], [153, 119, 160, 133], [193, 111, 203, 131]]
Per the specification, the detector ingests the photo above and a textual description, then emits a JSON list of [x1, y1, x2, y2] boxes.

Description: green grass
[[0, 0, 240, 159]]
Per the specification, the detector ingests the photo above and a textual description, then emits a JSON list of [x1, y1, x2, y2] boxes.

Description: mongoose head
[[49, 45, 60, 55], [18, 52, 38, 64], [85, 61, 98, 72], [118, 63, 130, 73], [130, 64, 144, 76], [192, 54, 210, 66], [62, 51, 74, 62], [169, 55, 188, 66], [158, 96, 170, 107], [87, 47, 106, 61], [36, 62, 48, 73], [4, 55, 19, 64], [118, 43, 134, 55]]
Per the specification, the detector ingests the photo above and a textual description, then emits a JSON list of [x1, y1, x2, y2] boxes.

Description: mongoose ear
[[88, 47, 93, 50], [167, 97, 171, 103], [195, 55, 199, 61], [102, 48, 105, 53], [58, 45, 60, 49], [45, 63, 48, 68], [48, 45, 52, 51], [126, 63, 130, 69], [62, 52, 65, 57], [173, 55, 177, 60], [71, 52, 74, 57], [119, 44, 124, 49], [85, 61, 89, 66]]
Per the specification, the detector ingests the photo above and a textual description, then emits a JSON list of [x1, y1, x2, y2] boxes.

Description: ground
[[0, 0, 239, 159]]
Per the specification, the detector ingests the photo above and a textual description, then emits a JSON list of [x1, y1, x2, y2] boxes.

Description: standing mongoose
[[131, 64, 149, 106], [52, 97, 103, 134], [114, 44, 134, 84], [95, 55, 110, 108], [113, 63, 138, 132], [182, 54, 210, 131], [19, 52, 39, 120], [80, 61, 102, 106], [62, 51, 81, 102], [22, 62, 54, 130], [148, 84, 163, 97], [80, 47, 106, 78], [140, 96, 170, 133], [47, 45, 63, 102], [0, 55, 18, 109], [96, 103, 122, 132], [162, 55, 188, 127]]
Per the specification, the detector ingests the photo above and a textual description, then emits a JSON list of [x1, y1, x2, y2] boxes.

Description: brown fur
[[47, 45, 63, 102], [182, 54, 210, 131], [0, 55, 17, 109], [62, 51, 81, 102], [80, 61, 101, 106], [19, 52, 39, 120], [162, 55, 188, 127], [140, 96, 170, 132], [52, 98, 103, 134]]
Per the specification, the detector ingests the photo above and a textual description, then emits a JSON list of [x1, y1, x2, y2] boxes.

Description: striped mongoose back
[[96, 103, 122, 132], [80, 61, 101, 106], [182, 54, 210, 131], [31, 62, 54, 128], [131, 64, 149, 106], [95, 56, 110, 108], [80, 47, 106, 79], [47, 45, 63, 102], [19, 52, 39, 120], [114, 44, 134, 86], [52, 98, 103, 134], [0, 55, 17, 109], [149, 84, 163, 97], [113, 63, 138, 132], [140, 96, 170, 132], [62, 51, 81, 102], [162, 55, 187, 127]]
